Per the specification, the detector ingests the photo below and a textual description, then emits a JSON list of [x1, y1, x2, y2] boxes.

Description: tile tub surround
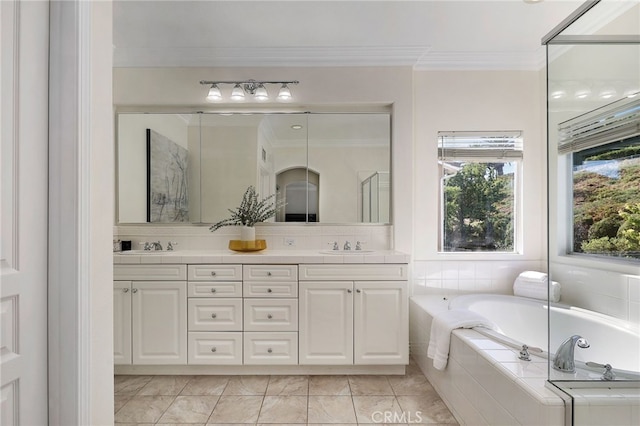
[[114, 359, 459, 425], [409, 296, 565, 426]]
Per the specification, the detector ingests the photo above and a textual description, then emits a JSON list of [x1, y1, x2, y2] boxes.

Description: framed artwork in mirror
[[146, 128, 189, 222]]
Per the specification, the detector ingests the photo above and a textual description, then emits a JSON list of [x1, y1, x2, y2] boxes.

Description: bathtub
[[409, 294, 640, 426], [449, 293, 640, 376]]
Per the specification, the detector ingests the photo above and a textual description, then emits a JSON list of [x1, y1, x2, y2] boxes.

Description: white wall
[[411, 70, 547, 295], [199, 124, 258, 223]]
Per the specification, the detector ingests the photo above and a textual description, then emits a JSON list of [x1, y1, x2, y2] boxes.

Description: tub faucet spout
[[553, 335, 590, 373]]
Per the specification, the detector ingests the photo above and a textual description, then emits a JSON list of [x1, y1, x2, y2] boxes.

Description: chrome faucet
[[151, 241, 163, 251], [344, 241, 351, 250], [553, 335, 590, 373]]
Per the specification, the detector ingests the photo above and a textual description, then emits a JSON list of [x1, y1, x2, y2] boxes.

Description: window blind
[[437, 131, 523, 160], [558, 97, 640, 155]]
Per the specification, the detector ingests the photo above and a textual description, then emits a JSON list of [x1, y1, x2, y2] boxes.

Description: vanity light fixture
[[200, 79, 299, 102]]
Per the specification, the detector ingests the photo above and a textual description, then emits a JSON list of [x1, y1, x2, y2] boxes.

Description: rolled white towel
[[514, 279, 561, 302], [517, 270, 548, 283]]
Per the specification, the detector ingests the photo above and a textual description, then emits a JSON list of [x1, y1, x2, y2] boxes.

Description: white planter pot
[[240, 226, 256, 242]]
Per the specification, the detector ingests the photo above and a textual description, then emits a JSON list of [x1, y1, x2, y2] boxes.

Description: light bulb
[[550, 89, 567, 100], [599, 87, 617, 99], [230, 84, 245, 101], [277, 84, 292, 101], [624, 89, 639, 98], [254, 84, 269, 101], [206, 84, 222, 102], [574, 88, 591, 99]]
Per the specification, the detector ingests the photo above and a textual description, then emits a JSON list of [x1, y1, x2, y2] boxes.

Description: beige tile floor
[[114, 358, 458, 425]]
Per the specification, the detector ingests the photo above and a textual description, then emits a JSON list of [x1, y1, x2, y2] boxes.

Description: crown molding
[[414, 48, 547, 71], [114, 44, 554, 71], [114, 45, 431, 68]]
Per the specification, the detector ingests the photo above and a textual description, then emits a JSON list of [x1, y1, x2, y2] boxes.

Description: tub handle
[[519, 345, 531, 361], [586, 361, 616, 381]]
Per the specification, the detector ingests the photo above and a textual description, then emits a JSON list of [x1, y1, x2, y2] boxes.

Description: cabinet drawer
[[244, 299, 298, 331], [188, 265, 242, 281], [114, 264, 186, 281], [188, 281, 242, 298], [299, 264, 408, 281], [188, 299, 242, 331], [188, 332, 242, 365], [243, 332, 298, 365], [243, 281, 298, 298], [243, 265, 297, 282]]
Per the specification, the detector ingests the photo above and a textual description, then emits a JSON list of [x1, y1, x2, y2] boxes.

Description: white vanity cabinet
[[113, 281, 132, 364], [113, 265, 188, 365], [298, 264, 408, 365], [187, 265, 243, 365], [242, 265, 299, 365]]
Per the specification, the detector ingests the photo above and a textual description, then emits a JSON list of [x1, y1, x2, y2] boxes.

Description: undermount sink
[[117, 250, 176, 255], [320, 249, 375, 255]]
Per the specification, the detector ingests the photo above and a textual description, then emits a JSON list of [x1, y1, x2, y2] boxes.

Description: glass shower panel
[[546, 3, 640, 423]]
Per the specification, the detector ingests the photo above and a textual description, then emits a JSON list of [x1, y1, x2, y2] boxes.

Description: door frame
[[48, 1, 114, 424]]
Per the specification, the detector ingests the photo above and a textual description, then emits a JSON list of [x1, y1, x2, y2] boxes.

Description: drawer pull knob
[[267, 314, 273, 319], [267, 348, 272, 353], [346, 289, 352, 293], [211, 313, 217, 319], [211, 347, 217, 353], [267, 288, 272, 293], [210, 271, 217, 276], [356, 289, 361, 293], [210, 288, 217, 293], [267, 272, 272, 276], [132, 288, 138, 294], [122, 288, 129, 293]]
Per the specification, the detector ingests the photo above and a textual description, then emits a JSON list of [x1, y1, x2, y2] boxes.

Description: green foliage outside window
[[573, 139, 640, 260], [442, 162, 515, 252]]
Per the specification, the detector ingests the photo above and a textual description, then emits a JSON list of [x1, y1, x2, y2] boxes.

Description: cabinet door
[[132, 281, 187, 364], [354, 281, 408, 365], [299, 281, 353, 365], [113, 281, 132, 365]]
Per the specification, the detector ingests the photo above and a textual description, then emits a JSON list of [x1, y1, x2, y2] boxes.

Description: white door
[[113, 281, 132, 364], [299, 281, 353, 364], [354, 281, 408, 365], [132, 281, 187, 364], [1, 0, 49, 424]]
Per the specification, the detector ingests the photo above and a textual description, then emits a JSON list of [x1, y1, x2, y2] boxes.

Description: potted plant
[[209, 186, 282, 243]]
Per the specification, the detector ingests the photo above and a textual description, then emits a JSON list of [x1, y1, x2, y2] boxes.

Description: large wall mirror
[[117, 112, 391, 225]]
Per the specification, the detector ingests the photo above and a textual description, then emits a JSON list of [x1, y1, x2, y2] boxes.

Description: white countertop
[[113, 249, 410, 265]]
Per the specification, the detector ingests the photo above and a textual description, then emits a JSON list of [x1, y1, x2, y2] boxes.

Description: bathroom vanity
[[113, 250, 409, 374]]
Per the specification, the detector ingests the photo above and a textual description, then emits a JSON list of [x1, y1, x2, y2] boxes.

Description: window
[[559, 97, 640, 261], [438, 132, 522, 252]]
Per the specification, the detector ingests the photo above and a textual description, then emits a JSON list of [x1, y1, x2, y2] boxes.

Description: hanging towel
[[427, 309, 497, 371]]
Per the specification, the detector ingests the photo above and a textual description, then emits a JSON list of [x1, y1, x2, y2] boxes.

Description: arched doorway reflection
[[276, 168, 319, 222]]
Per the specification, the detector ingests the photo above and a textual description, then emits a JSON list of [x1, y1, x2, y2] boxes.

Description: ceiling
[[113, 0, 588, 70]]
